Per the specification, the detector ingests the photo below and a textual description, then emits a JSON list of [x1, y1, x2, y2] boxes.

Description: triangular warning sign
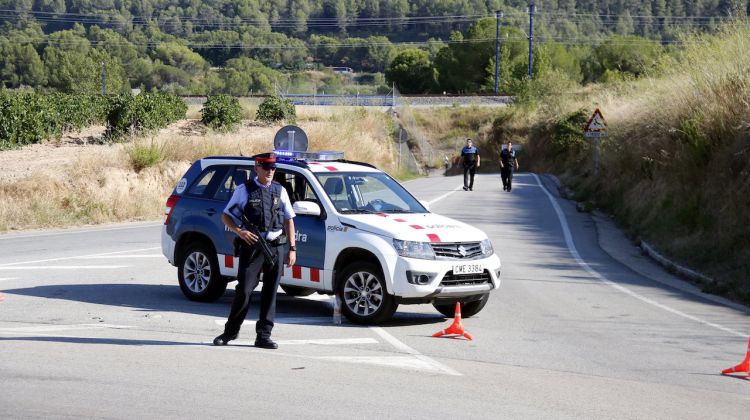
[[584, 109, 607, 132]]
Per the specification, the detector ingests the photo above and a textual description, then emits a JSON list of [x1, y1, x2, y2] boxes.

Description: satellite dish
[[273, 125, 309, 152]]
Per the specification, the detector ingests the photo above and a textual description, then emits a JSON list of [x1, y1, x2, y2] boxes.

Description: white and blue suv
[[162, 150, 502, 324]]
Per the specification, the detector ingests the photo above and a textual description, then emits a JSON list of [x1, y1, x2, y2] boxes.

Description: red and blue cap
[[255, 153, 277, 169]]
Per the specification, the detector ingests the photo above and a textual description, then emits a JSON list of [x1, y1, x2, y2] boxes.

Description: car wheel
[[280, 285, 316, 297], [433, 293, 490, 318], [336, 262, 397, 325], [178, 242, 227, 302]]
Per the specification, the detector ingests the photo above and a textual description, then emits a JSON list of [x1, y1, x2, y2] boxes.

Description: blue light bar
[[273, 150, 345, 161]]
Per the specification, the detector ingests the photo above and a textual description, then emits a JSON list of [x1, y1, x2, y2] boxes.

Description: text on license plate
[[452, 263, 483, 275]]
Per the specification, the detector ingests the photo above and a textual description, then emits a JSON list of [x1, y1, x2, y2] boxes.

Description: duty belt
[[268, 235, 288, 246]]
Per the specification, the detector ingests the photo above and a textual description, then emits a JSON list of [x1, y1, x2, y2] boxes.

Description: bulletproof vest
[[462, 146, 477, 163], [242, 180, 283, 232], [501, 149, 516, 167]]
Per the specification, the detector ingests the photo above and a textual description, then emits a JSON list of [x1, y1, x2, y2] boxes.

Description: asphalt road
[[1, 172, 749, 419]]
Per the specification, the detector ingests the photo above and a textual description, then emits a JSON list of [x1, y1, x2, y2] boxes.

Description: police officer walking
[[460, 138, 480, 191], [499, 141, 519, 192], [213, 153, 297, 349]]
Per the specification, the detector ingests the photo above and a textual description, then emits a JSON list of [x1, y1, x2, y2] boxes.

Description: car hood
[[337, 213, 487, 243]]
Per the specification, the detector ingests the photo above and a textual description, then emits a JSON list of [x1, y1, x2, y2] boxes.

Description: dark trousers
[[223, 243, 286, 340], [463, 163, 477, 189], [501, 168, 514, 190]]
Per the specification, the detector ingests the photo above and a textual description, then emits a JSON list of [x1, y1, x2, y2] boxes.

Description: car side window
[[186, 167, 226, 197], [215, 166, 254, 201], [274, 170, 319, 204]]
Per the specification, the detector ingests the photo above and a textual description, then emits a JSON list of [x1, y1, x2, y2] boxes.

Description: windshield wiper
[[340, 209, 377, 214]]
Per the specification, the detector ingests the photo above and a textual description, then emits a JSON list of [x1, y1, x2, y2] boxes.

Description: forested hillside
[[0, 1, 748, 95]]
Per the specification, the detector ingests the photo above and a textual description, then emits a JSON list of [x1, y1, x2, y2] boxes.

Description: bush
[[0, 90, 59, 149], [201, 94, 242, 132], [126, 140, 165, 172], [255, 95, 296, 124], [105, 92, 187, 140]]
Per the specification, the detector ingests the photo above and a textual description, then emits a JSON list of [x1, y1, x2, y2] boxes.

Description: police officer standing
[[213, 153, 296, 349], [460, 138, 480, 191], [499, 141, 519, 192]]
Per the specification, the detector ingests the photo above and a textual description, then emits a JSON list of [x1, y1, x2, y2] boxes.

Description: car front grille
[[431, 242, 483, 260], [440, 270, 491, 287]]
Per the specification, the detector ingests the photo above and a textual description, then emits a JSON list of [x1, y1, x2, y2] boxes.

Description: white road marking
[[0, 246, 160, 267], [0, 324, 132, 335], [224, 338, 378, 346], [318, 356, 451, 373], [533, 173, 747, 338], [78, 254, 163, 259], [427, 186, 463, 205], [0, 265, 129, 270], [0, 222, 162, 240], [370, 326, 462, 376]]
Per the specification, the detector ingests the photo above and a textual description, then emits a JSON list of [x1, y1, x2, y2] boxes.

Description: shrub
[[105, 92, 187, 140], [0, 90, 59, 149], [126, 140, 164, 172], [201, 94, 242, 132], [255, 95, 296, 124]]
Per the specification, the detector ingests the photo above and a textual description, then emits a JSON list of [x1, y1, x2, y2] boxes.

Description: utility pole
[[101, 62, 107, 95], [494, 11, 503, 95], [528, 3, 535, 80]]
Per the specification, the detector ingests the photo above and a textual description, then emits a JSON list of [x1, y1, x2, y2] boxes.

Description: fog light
[[406, 271, 436, 285]]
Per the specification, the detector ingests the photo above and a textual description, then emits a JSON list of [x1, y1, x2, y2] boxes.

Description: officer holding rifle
[[214, 153, 296, 349]]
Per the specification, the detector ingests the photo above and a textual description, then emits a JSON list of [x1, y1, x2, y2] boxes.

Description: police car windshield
[[316, 172, 427, 214]]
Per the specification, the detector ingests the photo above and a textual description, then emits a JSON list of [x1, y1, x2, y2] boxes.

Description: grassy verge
[[523, 23, 750, 304]]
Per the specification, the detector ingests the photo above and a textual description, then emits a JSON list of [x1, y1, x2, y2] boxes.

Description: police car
[[162, 150, 502, 324]]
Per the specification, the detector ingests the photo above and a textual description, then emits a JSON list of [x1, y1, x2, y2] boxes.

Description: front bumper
[[390, 253, 501, 299]]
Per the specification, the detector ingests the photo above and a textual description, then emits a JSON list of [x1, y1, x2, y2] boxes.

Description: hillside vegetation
[[1, 2, 748, 96], [522, 24, 750, 303]]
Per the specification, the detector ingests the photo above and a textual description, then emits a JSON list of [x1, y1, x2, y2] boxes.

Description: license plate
[[452, 263, 483, 275]]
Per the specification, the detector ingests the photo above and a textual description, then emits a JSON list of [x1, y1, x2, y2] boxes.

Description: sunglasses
[[258, 164, 277, 171]]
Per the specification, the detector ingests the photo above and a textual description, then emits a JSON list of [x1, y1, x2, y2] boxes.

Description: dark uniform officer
[[213, 153, 297, 349], [499, 141, 519, 192], [460, 138, 481, 191]]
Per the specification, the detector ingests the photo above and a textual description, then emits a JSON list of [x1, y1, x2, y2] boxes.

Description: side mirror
[[293, 200, 321, 217], [419, 200, 430, 212]]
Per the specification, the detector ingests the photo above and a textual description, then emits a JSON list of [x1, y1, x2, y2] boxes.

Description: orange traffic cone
[[432, 302, 473, 340], [721, 337, 750, 378]]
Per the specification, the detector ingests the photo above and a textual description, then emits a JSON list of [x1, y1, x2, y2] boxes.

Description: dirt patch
[[0, 125, 112, 183]]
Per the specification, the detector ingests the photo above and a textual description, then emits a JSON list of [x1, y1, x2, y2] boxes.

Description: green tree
[[385, 48, 436, 94]]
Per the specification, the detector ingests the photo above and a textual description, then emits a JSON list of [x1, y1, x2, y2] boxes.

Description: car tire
[[433, 293, 490, 318], [280, 285, 316, 297], [178, 242, 227, 302], [337, 262, 397, 325]]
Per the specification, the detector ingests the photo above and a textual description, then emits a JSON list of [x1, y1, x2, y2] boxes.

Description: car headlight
[[480, 238, 494, 257], [393, 239, 436, 260]]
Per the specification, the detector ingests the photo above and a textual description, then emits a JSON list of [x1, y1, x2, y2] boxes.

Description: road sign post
[[583, 109, 608, 176]]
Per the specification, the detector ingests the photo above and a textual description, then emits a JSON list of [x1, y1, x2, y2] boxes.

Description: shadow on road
[[0, 336, 201, 346], [2, 283, 450, 327]]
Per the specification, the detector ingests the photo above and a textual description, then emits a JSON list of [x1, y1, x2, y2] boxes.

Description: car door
[[275, 168, 327, 288]]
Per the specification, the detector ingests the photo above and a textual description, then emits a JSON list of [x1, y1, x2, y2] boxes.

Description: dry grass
[[524, 23, 750, 302], [0, 107, 398, 233]]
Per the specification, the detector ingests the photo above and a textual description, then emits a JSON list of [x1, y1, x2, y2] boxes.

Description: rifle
[[235, 214, 277, 266]]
